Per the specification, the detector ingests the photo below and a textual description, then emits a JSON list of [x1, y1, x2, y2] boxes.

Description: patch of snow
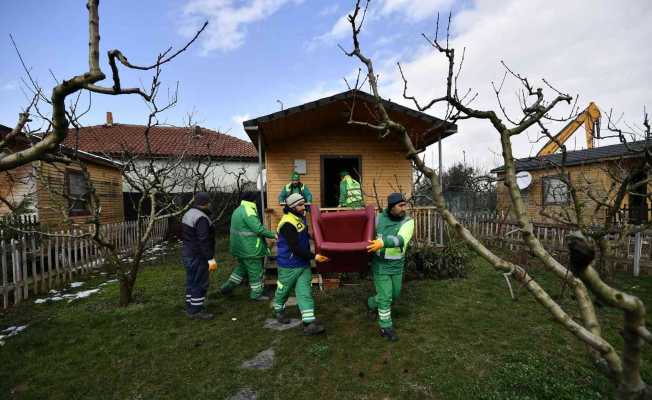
[[0, 325, 28, 341], [66, 289, 100, 303], [70, 282, 84, 288]]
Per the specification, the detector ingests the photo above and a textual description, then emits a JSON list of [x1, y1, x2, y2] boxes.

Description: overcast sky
[[1, 0, 650, 170]]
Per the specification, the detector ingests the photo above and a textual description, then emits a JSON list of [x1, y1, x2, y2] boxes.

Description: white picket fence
[[0, 218, 169, 308], [411, 207, 650, 275]]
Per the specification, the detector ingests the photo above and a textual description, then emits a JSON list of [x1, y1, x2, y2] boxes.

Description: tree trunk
[[118, 276, 135, 306]]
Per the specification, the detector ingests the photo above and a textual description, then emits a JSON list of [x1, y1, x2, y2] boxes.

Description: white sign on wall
[[294, 159, 306, 174]]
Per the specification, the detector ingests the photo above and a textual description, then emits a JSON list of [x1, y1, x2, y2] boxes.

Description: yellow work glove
[[314, 254, 330, 263], [208, 259, 218, 272], [366, 239, 384, 253]]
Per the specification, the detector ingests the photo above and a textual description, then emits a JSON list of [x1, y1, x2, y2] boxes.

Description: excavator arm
[[536, 102, 601, 156]]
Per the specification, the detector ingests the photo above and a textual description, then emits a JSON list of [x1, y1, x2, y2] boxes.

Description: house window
[[542, 175, 569, 205], [66, 170, 90, 216]]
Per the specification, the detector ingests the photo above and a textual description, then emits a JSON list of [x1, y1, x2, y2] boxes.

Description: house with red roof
[[61, 113, 260, 194]]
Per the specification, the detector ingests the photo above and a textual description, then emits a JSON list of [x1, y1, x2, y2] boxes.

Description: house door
[[321, 156, 361, 208]]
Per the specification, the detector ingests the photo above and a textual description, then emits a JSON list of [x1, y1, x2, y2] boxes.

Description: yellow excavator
[[536, 102, 601, 156]]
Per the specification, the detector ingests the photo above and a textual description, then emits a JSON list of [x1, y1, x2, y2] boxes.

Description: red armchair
[[310, 206, 376, 273]]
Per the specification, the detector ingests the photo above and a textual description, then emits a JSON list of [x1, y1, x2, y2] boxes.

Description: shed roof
[[491, 140, 649, 173], [243, 89, 457, 150]]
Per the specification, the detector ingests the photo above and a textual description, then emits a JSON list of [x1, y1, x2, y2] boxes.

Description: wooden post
[[634, 228, 642, 277], [39, 234, 45, 292], [1, 239, 7, 308], [47, 238, 52, 290], [67, 233, 73, 281], [54, 234, 60, 285], [21, 235, 28, 299], [12, 239, 20, 304]]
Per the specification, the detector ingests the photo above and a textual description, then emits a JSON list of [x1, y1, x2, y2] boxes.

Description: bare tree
[[341, 1, 652, 398], [0, 0, 207, 172], [523, 109, 652, 280]]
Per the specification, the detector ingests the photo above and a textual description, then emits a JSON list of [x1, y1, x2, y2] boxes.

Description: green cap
[[291, 171, 300, 180], [339, 170, 348, 177]]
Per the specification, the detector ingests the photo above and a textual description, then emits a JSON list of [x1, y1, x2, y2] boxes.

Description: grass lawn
[[2, 238, 652, 399]]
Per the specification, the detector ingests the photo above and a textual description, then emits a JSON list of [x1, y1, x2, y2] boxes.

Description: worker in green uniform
[[221, 191, 276, 300], [338, 170, 363, 208], [366, 192, 414, 342], [273, 193, 330, 335], [278, 171, 313, 208]]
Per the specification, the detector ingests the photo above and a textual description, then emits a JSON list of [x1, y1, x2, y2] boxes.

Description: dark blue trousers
[[182, 256, 209, 314]]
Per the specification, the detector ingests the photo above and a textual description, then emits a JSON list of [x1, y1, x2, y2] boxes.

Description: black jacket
[[181, 207, 216, 260]]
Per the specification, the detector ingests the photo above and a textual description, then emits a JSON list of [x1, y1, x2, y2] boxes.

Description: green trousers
[[221, 258, 264, 299], [367, 272, 403, 328], [273, 267, 316, 323]]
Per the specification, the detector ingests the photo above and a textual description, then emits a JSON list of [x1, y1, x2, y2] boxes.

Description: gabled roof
[[491, 140, 649, 173], [61, 124, 257, 160], [243, 89, 457, 150]]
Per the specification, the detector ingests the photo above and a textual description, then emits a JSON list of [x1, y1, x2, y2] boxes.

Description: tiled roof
[[61, 124, 257, 159], [491, 140, 648, 173]]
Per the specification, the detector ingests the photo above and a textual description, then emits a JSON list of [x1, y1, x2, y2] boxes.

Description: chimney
[[106, 111, 113, 126]]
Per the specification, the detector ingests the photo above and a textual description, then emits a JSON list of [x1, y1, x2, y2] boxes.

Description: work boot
[[186, 310, 214, 320], [253, 294, 270, 301], [220, 286, 234, 296], [365, 300, 377, 322], [379, 327, 399, 342], [303, 319, 325, 336], [276, 311, 291, 324]]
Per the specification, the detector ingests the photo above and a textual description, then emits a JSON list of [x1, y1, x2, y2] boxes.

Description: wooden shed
[[0, 133, 124, 227], [243, 90, 457, 228]]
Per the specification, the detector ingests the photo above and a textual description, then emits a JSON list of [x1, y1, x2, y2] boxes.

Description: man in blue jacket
[[273, 193, 329, 335], [181, 192, 217, 320]]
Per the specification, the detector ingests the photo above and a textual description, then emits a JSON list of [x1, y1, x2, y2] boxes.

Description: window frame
[[65, 169, 91, 217], [541, 174, 571, 206]]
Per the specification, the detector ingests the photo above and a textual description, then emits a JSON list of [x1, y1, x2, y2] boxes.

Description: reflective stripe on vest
[[231, 230, 257, 237], [383, 218, 415, 260]]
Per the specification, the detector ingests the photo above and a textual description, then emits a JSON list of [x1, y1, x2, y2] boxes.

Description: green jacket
[[229, 200, 276, 258], [372, 210, 415, 274], [339, 175, 363, 207], [278, 182, 313, 204]]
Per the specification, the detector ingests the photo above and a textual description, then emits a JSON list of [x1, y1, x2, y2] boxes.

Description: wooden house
[[0, 129, 124, 227], [242, 90, 457, 227], [492, 140, 650, 225]]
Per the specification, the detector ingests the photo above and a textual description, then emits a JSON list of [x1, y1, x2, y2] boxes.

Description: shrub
[[405, 238, 473, 280]]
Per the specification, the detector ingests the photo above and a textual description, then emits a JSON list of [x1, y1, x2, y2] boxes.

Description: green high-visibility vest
[[340, 175, 363, 207], [372, 210, 415, 274]]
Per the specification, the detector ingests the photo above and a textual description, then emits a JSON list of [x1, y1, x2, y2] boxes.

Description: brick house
[[243, 89, 457, 228], [492, 140, 649, 224]]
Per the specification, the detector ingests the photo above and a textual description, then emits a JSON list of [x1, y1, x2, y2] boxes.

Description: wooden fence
[[411, 207, 649, 275], [0, 217, 169, 308]]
